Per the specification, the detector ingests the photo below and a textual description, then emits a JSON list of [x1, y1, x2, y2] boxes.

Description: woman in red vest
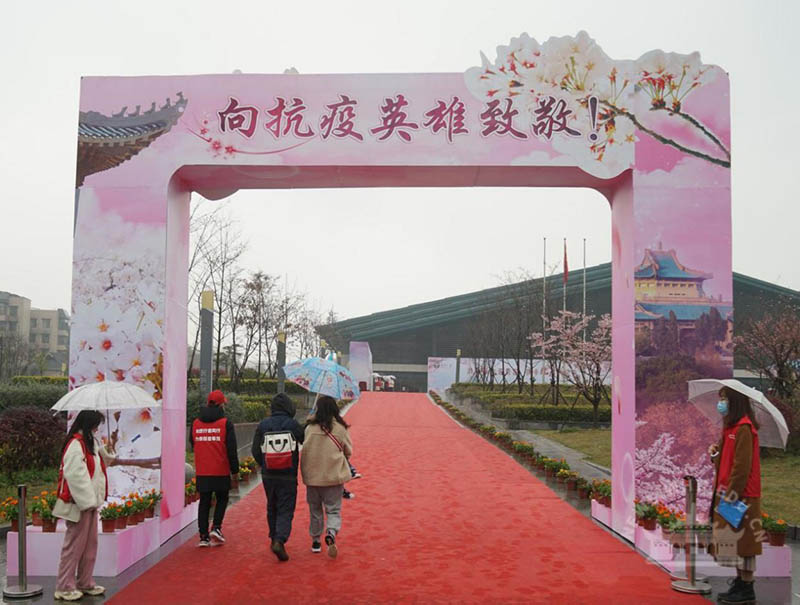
[[53, 410, 115, 602], [190, 390, 239, 547], [708, 387, 763, 605]]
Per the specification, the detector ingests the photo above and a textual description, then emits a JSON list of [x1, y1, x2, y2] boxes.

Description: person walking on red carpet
[[251, 393, 305, 561], [190, 390, 239, 547], [53, 410, 116, 602], [300, 395, 353, 559]]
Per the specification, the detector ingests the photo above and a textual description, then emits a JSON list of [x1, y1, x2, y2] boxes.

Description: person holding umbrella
[[190, 389, 239, 547], [53, 410, 116, 601], [707, 386, 763, 604]]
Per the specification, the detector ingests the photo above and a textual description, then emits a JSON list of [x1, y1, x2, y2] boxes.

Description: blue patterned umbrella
[[282, 357, 360, 401]]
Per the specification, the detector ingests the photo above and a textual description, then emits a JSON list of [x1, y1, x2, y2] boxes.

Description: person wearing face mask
[[707, 387, 763, 605], [53, 410, 116, 601]]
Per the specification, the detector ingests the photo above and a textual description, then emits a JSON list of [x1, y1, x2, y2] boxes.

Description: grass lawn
[[533, 428, 799, 524], [534, 428, 612, 468]]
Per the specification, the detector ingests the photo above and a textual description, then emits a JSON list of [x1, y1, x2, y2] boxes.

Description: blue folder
[[716, 492, 749, 529]]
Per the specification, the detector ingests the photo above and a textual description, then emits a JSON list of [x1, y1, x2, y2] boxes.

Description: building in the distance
[[0, 291, 70, 376], [319, 264, 799, 392]]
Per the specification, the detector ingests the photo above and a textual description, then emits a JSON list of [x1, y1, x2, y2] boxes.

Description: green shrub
[[0, 384, 68, 411], [11, 376, 69, 387], [213, 379, 306, 396], [0, 407, 66, 479], [243, 401, 269, 423], [490, 404, 611, 423]]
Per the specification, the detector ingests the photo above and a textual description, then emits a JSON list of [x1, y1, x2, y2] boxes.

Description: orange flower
[[776, 519, 786, 526]]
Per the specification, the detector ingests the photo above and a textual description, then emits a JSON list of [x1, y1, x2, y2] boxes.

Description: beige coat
[[53, 437, 114, 523], [300, 421, 353, 487]]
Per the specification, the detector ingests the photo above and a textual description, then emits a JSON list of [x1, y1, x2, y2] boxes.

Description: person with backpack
[[251, 392, 305, 562], [300, 395, 353, 559], [190, 389, 239, 547], [53, 410, 115, 601]]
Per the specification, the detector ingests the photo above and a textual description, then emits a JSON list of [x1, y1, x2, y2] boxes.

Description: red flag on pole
[[563, 239, 569, 284]]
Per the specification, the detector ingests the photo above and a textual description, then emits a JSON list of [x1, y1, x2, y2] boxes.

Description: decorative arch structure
[[71, 32, 731, 549]]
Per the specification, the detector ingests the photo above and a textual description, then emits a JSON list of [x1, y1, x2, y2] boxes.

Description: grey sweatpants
[[306, 484, 343, 539]]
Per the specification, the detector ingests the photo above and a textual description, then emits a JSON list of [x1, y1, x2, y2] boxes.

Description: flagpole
[[542, 237, 547, 326], [583, 238, 587, 341]]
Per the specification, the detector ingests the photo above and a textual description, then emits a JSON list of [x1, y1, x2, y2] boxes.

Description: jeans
[[306, 484, 343, 539], [198, 489, 229, 538], [263, 479, 298, 544]]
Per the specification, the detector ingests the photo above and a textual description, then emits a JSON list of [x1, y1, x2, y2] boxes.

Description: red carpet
[[109, 393, 703, 604]]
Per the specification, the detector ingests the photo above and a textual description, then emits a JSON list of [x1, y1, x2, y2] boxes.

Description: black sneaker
[[718, 580, 755, 604], [325, 533, 338, 559], [311, 540, 322, 553], [343, 489, 354, 499], [198, 537, 210, 547], [271, 540, 289, 562], [210, 528, 225, 544], [717, 577, 743, 601]]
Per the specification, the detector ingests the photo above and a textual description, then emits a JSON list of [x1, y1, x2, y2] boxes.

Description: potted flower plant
[[124, 499, 137, 525], [145, 489, 161, 518], [565, 471, 579, 491], [239, 465, 250, 482], [100, 504, 119, 533], [116, 503, 130, 530], [31, 494, 44, 526], [640, 502, 658, 531], [556, 468, 571, 484], [592, 479, 611, 507], [41, 504, 57, 533], [764, 516, 787, 547], [191, 478, 199, 501], [1, 497, 20, 532], [576, 477, 591, 499]]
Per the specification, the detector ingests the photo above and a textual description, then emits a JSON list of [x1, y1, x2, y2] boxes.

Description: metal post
[[671, 476, 711, 594], [455, 349, 461, 384], [277, 331, 286, 394], [199, 291, 214, 397], [3, 485, 43, 599]]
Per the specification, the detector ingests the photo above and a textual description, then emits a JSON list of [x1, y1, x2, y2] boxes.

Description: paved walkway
[[444, 392, 611, 480], [107, 393, 701, 605]]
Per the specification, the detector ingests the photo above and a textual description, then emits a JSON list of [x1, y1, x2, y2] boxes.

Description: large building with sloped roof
[[319, 262, 799, 392]]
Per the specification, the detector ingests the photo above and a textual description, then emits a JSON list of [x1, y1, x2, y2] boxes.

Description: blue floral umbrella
[[282, 357, 360, 401]]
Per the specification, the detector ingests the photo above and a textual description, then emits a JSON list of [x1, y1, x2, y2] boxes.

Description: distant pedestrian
[[53, 410, 116, 601], [252, 393, 304, 561], [301, 395, 353, 558], [190, 390, 239, 547]]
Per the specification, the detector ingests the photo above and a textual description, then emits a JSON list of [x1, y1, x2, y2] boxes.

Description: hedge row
[[0, 384, 68, 410], [12, 375, 308, 396], [490, 403, 611, 423]]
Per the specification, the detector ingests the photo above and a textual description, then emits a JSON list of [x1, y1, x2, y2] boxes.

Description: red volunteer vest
[[58, 434, 108, 503], [717, 416, 761, 498], [192, 417, 229, 476]]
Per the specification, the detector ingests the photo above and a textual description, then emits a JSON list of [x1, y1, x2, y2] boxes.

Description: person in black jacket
[[190, 390, 239, 547], [251, 393, 304, 561]]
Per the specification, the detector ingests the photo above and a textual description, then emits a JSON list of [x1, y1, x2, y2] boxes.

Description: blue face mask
[[717, 399, 729, 415]]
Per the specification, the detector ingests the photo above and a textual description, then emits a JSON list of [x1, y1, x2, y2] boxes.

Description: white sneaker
[[54, 590, 83, 601], [79, 585, 105, 596]]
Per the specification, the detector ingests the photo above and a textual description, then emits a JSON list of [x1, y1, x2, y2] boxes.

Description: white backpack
[[260, 431, 297, 470]]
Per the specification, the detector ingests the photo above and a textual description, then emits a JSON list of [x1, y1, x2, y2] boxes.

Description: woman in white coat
[[53, 410, 115, 601]]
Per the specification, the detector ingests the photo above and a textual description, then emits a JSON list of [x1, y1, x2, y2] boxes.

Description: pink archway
[[69, 32, 732, 568]]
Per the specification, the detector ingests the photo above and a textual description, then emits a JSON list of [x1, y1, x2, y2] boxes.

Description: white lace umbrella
[[687, 379, 789, 449], [51, 381, 159, 412]]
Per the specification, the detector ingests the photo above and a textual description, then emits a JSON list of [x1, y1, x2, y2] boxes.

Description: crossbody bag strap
[[321, 426, 344, 452]]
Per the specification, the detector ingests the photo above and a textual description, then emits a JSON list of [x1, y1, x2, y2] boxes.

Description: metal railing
[[3, 485, 43, 599]]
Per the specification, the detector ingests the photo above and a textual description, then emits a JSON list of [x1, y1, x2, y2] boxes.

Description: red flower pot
[[135, 511, 145, 523], [116, 516, 128, 530], [642, 518, 657, 531], [10, 519, 19, 532], [544, 469, 554, 478], [42, 518, 57, 533], [102, 519, 116, 533], [144, 506, 155, 518], [127, 513, 138, 526], [32, 511, 42, 526], [767, 532, 786, 547], [577, 488, 589, 499], [566, 479, 578, 491]]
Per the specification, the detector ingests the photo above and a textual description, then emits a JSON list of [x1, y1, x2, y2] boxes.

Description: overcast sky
[[2, 1, 798, 320]]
